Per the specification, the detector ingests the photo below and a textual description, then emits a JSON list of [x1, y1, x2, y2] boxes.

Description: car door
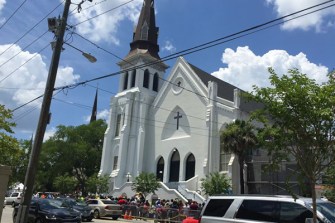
[[27, 200, 38, 223]]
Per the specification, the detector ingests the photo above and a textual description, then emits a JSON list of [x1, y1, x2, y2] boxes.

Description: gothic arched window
[[123, 72, 129, 90], [156, 157, 164, 181], [131, 70, 136, 88], [185, 154, 195, 180], [143, 69, 150, 88], [153, 73, 159, 92], [169, 149, 180, 182]]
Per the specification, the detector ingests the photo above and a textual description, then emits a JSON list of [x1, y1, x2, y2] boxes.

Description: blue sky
[[0, 0, 334, 140]]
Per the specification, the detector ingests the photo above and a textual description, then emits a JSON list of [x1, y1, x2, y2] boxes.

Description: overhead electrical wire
[[9, 1, 335, 113], [0, 0, 28, 30], [0, 0, 134, 85], [0, 1, 64, 57], [0, 43, 50, 84], [55, 1, 335, 105]]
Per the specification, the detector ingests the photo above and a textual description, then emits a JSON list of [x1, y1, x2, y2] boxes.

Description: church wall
[[149, 70, 212, 183]]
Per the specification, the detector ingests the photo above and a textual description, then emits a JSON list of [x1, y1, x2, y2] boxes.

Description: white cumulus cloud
[[84, 108, 109, 123], [68, 0, 142, 43], [212, 46, 329, 92], [0, 44, 80, 132], [266, 0, 335, 31], [162, 40, 176, 53]]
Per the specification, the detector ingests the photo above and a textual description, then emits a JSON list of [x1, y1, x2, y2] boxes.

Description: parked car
[[57, 198, 93, 222], [5, 192, 23, 207], [12, 198, 81, 223], [200, 195, 335, 223], [86, 199, 122, 219]]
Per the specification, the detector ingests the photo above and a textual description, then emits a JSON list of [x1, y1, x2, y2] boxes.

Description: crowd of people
[[33, 191, 203, 221]]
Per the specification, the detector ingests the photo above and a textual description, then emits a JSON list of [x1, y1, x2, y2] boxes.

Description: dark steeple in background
[[90, 89, 98, 123], [127, 0, 160, 59]]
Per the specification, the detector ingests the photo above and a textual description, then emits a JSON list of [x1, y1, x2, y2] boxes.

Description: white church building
[[98, 0, 299, 201]]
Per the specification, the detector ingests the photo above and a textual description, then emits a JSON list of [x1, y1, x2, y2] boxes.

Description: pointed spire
[[127, 0, 160, 59], [90, 89, 98, 123]]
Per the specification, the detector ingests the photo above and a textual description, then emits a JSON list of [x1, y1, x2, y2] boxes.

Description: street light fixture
[[63, 42, 97, 63]]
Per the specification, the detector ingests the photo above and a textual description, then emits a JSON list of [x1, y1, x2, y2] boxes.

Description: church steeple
[[127, 0, 160, 59]]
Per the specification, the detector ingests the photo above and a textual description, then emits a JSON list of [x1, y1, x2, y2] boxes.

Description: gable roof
[[187, 62, 236, 101], [187, 62, 262, 112]]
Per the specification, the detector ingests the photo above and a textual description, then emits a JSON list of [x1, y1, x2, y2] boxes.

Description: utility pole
[[15, 0, 71, 222]]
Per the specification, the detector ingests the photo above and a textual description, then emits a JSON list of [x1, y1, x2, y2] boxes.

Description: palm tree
[[220, 119, 257, 194]]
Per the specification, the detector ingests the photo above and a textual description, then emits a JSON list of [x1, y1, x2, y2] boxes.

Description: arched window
[[153, 73, 159, 92], [185, 154, 195, 180], [123, 72, 129, 90], [131, 70, 136, 88], [169, 150, 180, 182], [143, 69, 150, 88], [156, 157, 164, 181]]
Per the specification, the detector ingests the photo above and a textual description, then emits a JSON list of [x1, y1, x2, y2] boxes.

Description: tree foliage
[[131, 172, 160, 198], [36, 119, 107, 194], [220, 119, 257, 194], [248, 68, 335, 223], [86, 175, 110, 194], [200, 172, 231, 196], [53, 174, 77, 194], [0, 104, 23, 185]]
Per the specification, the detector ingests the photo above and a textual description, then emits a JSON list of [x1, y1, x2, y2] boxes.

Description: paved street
[[1, 205, 146, 223]]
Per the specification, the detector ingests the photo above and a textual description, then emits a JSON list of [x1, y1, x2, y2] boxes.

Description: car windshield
[[101, 200, 114, 204], [68, 199, 87, 206], [316, 202, 335, 222], [39, 199, 62, 210]]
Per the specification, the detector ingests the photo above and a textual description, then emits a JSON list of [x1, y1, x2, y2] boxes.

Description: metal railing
[[122, 205, 202, 223]]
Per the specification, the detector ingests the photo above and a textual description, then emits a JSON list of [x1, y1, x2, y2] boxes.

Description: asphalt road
[[1, 205, 143, 223]]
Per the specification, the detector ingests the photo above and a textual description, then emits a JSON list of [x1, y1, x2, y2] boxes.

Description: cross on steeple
[[174, 111, 182, 130]]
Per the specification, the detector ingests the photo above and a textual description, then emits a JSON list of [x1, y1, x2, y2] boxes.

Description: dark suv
[[200, 195, 335, 223]]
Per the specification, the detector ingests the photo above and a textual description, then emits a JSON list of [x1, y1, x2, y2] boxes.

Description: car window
[[39, 199, 62, 210], [11, 193, 19, 197], [87, 200, 98, 205], [236, 200, 279, 222], [315, 202, 335, 222], [102, 200, 114, 204], [202, 199, 234, 217], [279, 201, 313, 223]]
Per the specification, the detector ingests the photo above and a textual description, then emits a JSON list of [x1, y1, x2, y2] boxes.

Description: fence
[[122, 205, 202, 223]]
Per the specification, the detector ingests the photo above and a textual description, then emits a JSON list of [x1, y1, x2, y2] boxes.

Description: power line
[[0, 30, 49, 70], [9, 1, 335, 112], [71, 0, 135, 27], [0, 43, 50, 84], [0, 1, 64, 57], [56, 2, 335, 107], [0, 0, 28, 31]]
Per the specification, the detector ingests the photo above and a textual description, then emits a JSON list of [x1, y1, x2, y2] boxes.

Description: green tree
[[200, 172, 231, 196], [0, 104, 22, 185], [249, 68, 335, 223], [53, 174, 77, 194], [86, 175, 110, 194], [36, 120, 107, 194], [131, 172, 160, 199], [220, 119, 257, 194]]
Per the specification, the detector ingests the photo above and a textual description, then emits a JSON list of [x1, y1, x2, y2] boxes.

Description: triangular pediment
[[152, 57, 209, 113]]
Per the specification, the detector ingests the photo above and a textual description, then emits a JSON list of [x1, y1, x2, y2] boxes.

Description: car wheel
[[112, 216, 118, 220], [12, 202, 15, 207], [93, 210, 100, 219]]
